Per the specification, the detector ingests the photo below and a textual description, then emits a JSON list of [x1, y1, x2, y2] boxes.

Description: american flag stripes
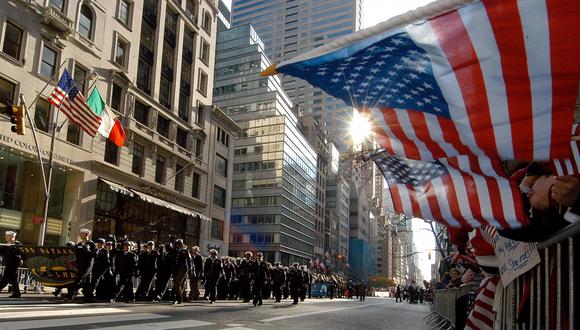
[[372, 151, 527, 229], [465, 275, 500, 330], [552, 123, 580, 176], [48, 69, 101, 137]]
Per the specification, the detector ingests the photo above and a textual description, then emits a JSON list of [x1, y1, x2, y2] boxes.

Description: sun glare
[[350, 111, 372, 145]]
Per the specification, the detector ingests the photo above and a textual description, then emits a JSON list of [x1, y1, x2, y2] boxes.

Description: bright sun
[[350, 111, 372, 145]]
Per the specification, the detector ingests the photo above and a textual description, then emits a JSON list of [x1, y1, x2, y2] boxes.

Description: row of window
[[230, 214, 279, 225], [230, 232, 275, 244]]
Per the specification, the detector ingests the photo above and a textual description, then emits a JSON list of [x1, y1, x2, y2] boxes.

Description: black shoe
[[8, 294, 21, 298], [258, 301, 262, 306]]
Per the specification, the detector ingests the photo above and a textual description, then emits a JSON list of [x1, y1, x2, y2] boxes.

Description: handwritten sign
[[492, 235, 540, 286], [19, 245, 77, 287]]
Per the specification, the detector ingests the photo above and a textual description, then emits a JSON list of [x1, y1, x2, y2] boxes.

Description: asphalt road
[[0, 297, 431, 330]]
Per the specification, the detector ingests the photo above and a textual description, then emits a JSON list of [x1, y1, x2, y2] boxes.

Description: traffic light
[[7, 105, 25, 135]]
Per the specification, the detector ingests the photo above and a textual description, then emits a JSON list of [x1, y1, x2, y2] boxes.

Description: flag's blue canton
[[57, 69, 80, 101], [374, 153, 448, 186], [282, 32, 450, 118]]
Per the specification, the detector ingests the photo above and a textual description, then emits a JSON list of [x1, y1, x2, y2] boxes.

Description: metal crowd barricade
[[0, 266, 43, 293], [426, 284, 475, 329], [498, 222, 579, 330]]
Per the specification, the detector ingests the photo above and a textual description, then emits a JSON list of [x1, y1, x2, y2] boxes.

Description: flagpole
[[38, 69, 98, 246], [19, 94, 49, 209], [28, 59, 69, 112]]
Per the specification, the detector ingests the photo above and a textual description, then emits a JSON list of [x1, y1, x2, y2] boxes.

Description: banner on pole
[[18, 245, 77, 287]]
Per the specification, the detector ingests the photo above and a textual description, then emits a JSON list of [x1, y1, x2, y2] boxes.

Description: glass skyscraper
[[231, 0, 363, 151], [213, 25, 318, 264]]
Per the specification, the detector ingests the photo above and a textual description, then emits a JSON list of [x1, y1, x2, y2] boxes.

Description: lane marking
[[260, 301, 389, 323], [0, 308, 129, 319], [97, 319, 214, 330], [0, 313, 167, 330]]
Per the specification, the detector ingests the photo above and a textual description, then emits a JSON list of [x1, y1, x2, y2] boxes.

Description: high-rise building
[[213, 24, 317, 265], [0, 0, 234, 249], [230, 0, 363, 150], [298, 114, 329, 261]]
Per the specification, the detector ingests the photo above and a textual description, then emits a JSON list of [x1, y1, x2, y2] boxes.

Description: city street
[[0, 297, 430, 330]]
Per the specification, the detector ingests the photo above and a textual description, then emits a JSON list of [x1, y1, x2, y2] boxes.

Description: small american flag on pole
[[372, 151, 527, 229], [48, 69, 101, 137]]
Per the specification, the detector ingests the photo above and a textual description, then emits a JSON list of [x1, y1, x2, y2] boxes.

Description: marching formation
[[1, 229, 325, 306]]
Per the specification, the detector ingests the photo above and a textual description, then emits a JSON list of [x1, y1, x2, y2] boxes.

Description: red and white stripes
[[465, 275, 500, 330]]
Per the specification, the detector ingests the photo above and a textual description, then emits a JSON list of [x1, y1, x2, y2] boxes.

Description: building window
[[2, 22, 23, 61], [156, 115, 170, 138], [213, 185, 226, 208], [155, 154, 166, 184], [132, 143, 144, 175], [195, 137, 203, 159], [202, 11, 211, 34], [211, 219, 224, 240], [176, 127, 188, 149], [115, 36, 129, 68], [215, 154, 227, 177], [78, 5, 94, 40], [186, 0, 197, 20], [34, 99, 50, 132], [73, 64, 87, 94], [118, 0, 132, 26], [159, 75, 172, 108], [200, 39, 210, 65], [174, 163, 184, 192], [178, 91, 189, 122], [196, 103, 204, 125], [49, 0, 65, 11], [216, 127, 229, 146], [191, 172, 200, 198], [40, 45, 58, 78], [197, 69, 208, 96], [0, 76, 16, 111], [104, 140, 119, 165], [66, 123, 81, 145], [134, 100, 149, 126], [137, 58, 152, 93], [110, 83, 123, 112]]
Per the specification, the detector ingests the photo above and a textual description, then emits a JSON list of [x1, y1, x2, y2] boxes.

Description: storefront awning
[[131, 190, 211, 221], [99, 178, 134, 197]]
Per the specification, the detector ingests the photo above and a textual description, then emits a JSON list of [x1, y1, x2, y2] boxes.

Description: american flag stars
[[309, 32, 449, 117]]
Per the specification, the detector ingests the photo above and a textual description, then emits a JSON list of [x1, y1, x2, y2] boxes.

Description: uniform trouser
[[273, 284, 283, 302], [205, 277, 218, 302], [0, 268, 20, 296], [154, 272, 171, 299], [329, 287, 335, 299], [172, 270, 187, 303], [252, 281, 264, 305], [136, 271, 155, 299], [229, 279, 238, 299], [115, 274, 134, 300], [95, 270, 114, 299], [239, 276, 251, 301], [396, 293, 402, 302], [87, 267, 108, 300], [68, 267, 92, 300], [291, 286, 300, 304], [188, 276, 200, 300], [300, 284, 307, 301]]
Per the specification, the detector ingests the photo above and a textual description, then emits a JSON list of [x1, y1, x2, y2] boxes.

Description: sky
[[222, 0, 437, 280]]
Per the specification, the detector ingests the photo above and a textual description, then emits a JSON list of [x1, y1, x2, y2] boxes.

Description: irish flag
[[87, 88, 126, 147]]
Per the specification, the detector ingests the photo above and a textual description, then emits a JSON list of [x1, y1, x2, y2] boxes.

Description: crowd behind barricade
[[429, 161, 580, 329], [0, 230, 362, 306], [391, 281, 429, 305]]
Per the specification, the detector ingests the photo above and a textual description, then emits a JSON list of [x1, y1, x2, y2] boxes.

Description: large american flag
[[48, 69, 101, 137], [264, 0, 580, 229], [372, 151, 527, 229], [270, 0, 579, 162]]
